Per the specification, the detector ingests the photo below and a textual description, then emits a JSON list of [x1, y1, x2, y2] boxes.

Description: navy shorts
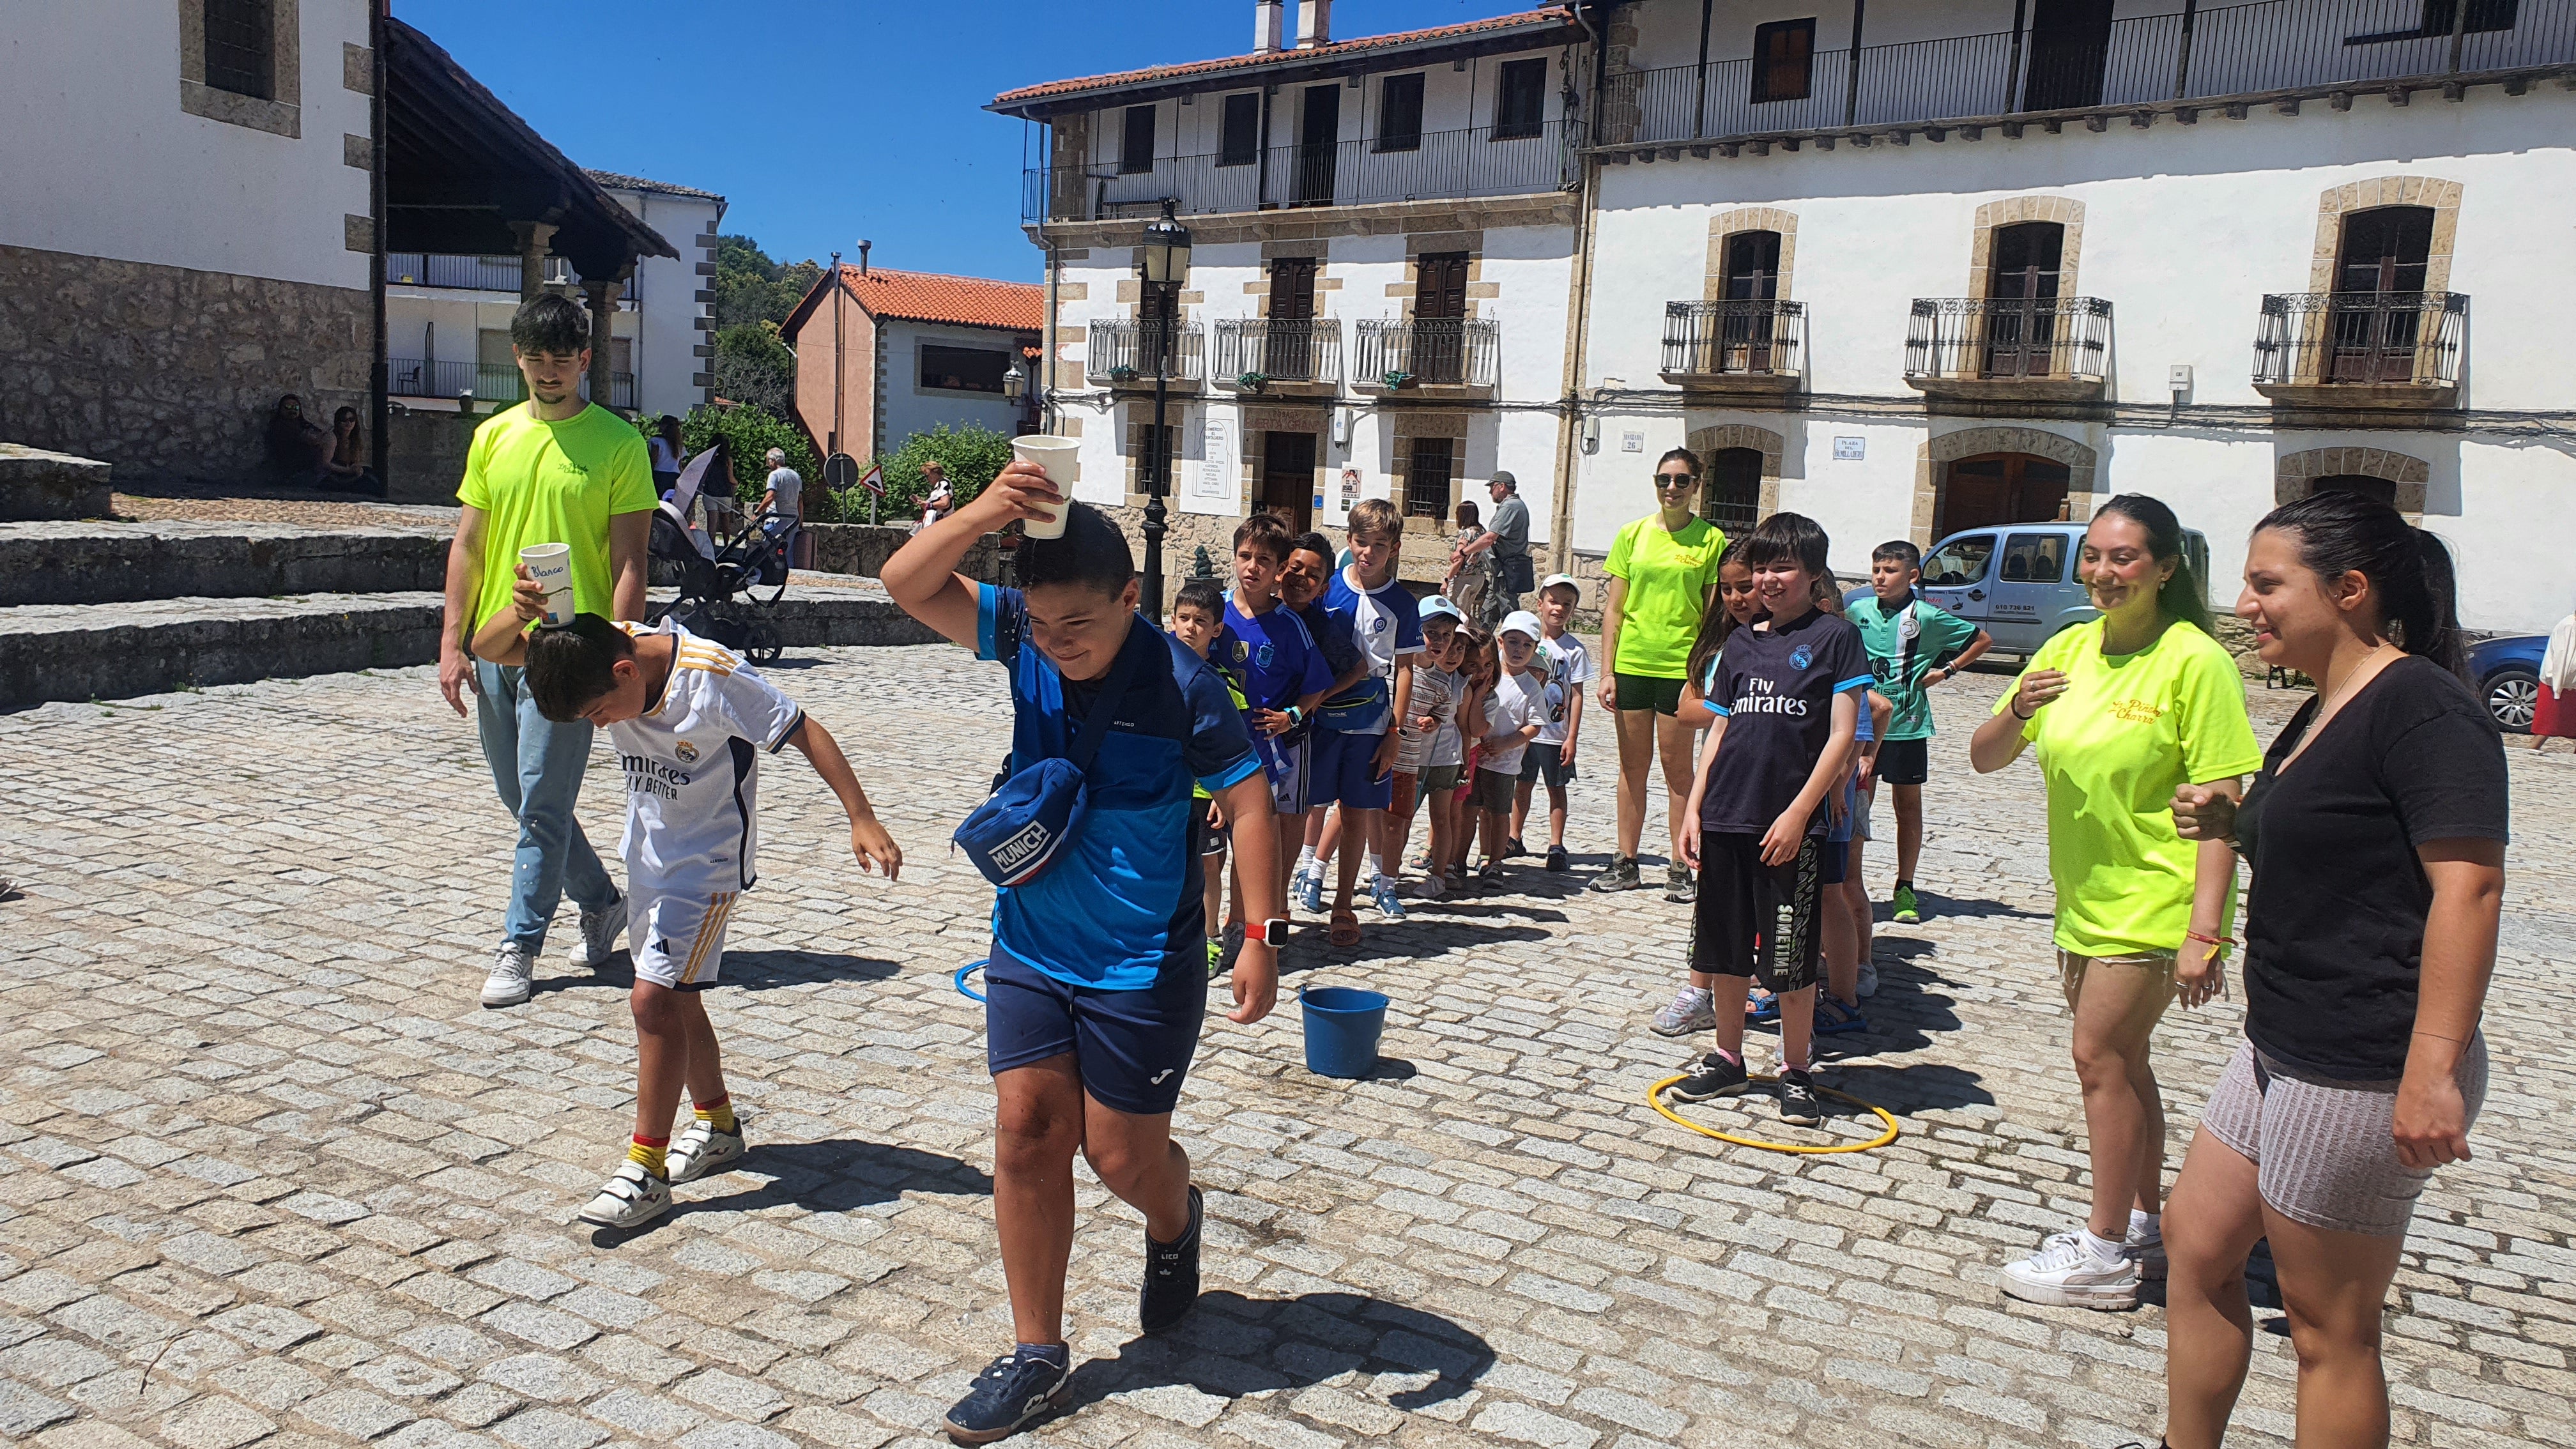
[[1310, 730, 1394, 811], [1517, 741, 1574, 788], [984, 947, 1206, 1116]]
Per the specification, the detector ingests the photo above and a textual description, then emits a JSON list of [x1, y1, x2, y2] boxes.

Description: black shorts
[[983, 947, 1205, 1116], [1690, 832, 1825, 992], [1613, 673, 1686, 716], [1468, 766, 1517, 814], [1874, 737, 1929, 786], [1517, 741, 1575, 788]]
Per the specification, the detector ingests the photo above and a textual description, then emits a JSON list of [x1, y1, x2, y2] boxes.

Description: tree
[[873, 424, 1016, 518], [679, 403, 815, 505], [708, 234, 824, 417], [711, 322, 796, 418]]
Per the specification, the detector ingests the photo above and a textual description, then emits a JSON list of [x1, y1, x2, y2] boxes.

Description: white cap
[[1499, 610, 1543, 640], [1418, 594, 1464, 624], [1538, 572, 1579, 599]]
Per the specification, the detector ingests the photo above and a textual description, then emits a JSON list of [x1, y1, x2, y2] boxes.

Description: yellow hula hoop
[[1646, 1074, 1901, 1155]]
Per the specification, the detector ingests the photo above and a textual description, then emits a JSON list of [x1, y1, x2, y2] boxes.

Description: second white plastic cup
[[519, 542, 575, 625], [1011, 436, 1080, 540]]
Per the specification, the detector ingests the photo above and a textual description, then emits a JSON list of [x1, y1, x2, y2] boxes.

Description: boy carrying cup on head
[[470, 571, 901, 1230]]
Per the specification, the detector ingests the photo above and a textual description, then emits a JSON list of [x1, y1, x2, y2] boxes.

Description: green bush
[[678, 404, 815, 504], [872, 424, 1017, 519]]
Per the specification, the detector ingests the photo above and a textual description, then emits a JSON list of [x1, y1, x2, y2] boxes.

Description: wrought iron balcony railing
[[1212, 318, 1343, 388], [388, 358, 634, 409], [1599, 0, 2576, 149], [1354, 318, 1499, 390], [1660, 300, 1806, 381], [1087, 318, 1205, 385], [2253, 291, 2465, 392], [1905, 296, 2112, 387], [386, 252, 576, 291], [1024, 121, 1574, 224]]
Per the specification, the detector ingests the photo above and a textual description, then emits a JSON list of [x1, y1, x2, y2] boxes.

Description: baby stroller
[[647, 448, 791, 664]]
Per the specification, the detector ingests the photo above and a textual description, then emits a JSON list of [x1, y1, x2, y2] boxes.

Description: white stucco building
[[997, 0, 2576, 631]]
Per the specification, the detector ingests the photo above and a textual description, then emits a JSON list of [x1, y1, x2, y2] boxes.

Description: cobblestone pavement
[[3, 649, 2570, 1449]]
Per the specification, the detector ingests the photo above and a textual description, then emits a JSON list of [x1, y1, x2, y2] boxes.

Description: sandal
[[1328, 908, 1361, 948]]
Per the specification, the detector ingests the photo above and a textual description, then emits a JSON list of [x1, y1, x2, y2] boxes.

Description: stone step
[[0, 520, 450, 606], [0, 586, 944, 711]]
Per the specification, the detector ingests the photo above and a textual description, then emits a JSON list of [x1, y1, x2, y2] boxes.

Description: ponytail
[[2257, 489, 2467, 679], [1684, 540, 1749, 692], [2092, 493, 2213, 637]]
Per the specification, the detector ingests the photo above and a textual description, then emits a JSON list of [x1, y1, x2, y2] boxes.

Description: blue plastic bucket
[[1300, 985, 1389, 1079]]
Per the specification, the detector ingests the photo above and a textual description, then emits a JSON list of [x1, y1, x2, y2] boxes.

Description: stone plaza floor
[[3, 647, 2571, 1449]]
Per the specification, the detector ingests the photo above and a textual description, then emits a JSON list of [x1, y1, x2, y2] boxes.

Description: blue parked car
[[2468, 634, 2547, 733]]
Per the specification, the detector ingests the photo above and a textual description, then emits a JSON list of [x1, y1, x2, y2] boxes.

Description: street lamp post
[[1137, 201, 1192, 618]]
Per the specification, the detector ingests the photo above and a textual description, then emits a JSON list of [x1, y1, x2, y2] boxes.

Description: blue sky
[[395, 1, 1521, 282]]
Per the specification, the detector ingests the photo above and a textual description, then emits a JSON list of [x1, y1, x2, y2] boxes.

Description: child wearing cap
[[1512, 573, 1591, 871], [1395, 597, 1466, 898], [1467, 612, 1549, 882]]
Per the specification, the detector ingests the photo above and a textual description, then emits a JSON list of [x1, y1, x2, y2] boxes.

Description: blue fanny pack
[[953, 624, 1146, 887]]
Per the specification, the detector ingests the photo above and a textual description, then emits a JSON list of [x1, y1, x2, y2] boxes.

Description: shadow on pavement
[[1814, 1061, 1995, 1114], [692, 1140, 990, 1214], [530, 949, 901, 998], [1275, 919, 1554, 976], [1901, 889, 2050, 923], [1054, 1289, 1493, 1420]]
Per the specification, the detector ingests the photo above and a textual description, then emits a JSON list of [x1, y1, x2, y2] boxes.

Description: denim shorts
[[984, 947, 1207, 1116]]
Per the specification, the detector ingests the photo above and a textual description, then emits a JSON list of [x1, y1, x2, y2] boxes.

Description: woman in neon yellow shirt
[[1967, 494, 2260, 1312], [1590, 448, 1728, 901]]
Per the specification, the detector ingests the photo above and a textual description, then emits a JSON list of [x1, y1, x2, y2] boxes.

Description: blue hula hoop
[[954, 960, 988, 1003]]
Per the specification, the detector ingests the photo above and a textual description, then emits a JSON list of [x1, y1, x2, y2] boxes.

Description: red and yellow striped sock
[[694, 1094, 736, 1134], [627, 1133, 669, 1177]]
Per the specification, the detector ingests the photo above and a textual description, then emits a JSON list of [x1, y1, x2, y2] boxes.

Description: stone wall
[[0, 243, 371, 486], [384, 409, 475, 505], [0, 443, 114, 521], [803, 523, 1013, 585]]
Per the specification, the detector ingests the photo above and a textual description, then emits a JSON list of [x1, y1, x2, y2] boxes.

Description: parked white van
[[1912, 522, 2212, 656]]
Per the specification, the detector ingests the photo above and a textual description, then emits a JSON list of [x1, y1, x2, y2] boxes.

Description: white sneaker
[[1857, 961, 1879, 999], [1998, 1230, 2140, 1310], [569, 891, 625, 969], [1650, 985, 1717, 1037], [480, 942, 535, 1009], [2125, 1224, 2168, 1282], [577, 1160, 670, 1228], [665, 1119, 747, 1184]]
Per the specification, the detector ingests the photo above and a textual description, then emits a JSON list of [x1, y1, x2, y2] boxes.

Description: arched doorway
[[2309, 473, 2398, 507], [1938, 452, 2069, 537], [1704, 447, 1763, 536]]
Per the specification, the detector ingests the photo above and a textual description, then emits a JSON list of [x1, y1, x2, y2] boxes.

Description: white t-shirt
[[608, 620, 808, 900], [1423, 668, 1466, 768], [648, 438, 685, 474], [1534, 632, 1593, 746], [765, 467, 803, 514], [1479, 668, 1546, 777]]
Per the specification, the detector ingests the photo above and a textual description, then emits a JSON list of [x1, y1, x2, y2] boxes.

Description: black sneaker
[[1664, 859, 1697, 903], [1778, 1069, 1823, 1126], [1138, 1184, 1203, 1334], [1587, 855, 1641, 893], [1544, 844, 1570, 871], [1667, 1052, 1751, 1103], [1504, 836, 1526, 859], [942, 1348, 1071, 1445]]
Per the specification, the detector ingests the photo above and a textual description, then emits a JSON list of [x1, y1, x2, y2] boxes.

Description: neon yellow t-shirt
[[1605, 515, 1726, 680], [1998, 617, 2263, 957], [457, 403, 656, 631]]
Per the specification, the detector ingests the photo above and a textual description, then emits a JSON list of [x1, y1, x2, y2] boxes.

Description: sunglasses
[[1655, 473, 1696, 487]]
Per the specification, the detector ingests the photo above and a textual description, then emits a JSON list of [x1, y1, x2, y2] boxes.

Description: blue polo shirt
[[1321, 569, 1425, 735], [1294, 599, 1362, 734], [977, 586, 1262, 990]]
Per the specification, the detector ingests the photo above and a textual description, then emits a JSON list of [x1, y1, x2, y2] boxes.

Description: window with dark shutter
[[1751, 19, 1816, 104], [1406, 437, 1453, 519], [1493, 58, 1547, 140], [1119, 105, 1156, 175], [204, 0, 274, 100], [1218, 93, 1261, 167], [1376, 73, 1425, 152]]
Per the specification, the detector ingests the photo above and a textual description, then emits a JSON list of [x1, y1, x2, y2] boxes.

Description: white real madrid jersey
[[608, 620, 807, 899]]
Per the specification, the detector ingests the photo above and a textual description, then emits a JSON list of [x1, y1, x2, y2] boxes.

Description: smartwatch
[[1243, 917, 1291, 946]]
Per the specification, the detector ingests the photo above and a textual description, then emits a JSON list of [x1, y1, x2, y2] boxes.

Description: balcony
[[1903, 297, 2112, 402], [1023, 121, 1574, 224], [387, 252, 574, 291], [1600, 0, 2576, 151], [1213, 319, 1342, 394], [1659, 301, 1805, 395], [1354, 318, 1499, 393], [1087, 319, 1205, 390], [389, 358, 634, 410], [2252, 291, 2465, 408]]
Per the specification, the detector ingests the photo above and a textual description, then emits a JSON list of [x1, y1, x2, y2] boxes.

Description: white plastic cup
[[519, 542, 575, 625], [1011, 436, 1080, 540]]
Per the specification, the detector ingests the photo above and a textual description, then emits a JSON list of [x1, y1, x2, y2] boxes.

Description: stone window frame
[[1384, 231, 1500, 315], [1966, 195, 2085, 299], [2306, 176, 2462, 293], [1909, 425, 2098, 545], [1236, 404, 1333, 523], [2275, 445, 2430, 520], [1683, 422, 1786, 525], [179, 0, 302, 139], [1385, 409, 1471, 525], [1120, 408, 1188, 506], [1701, 208, 1798, 303]]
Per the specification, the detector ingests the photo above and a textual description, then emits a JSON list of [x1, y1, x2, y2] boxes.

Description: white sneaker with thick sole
[[569, 892, 625, 969], [2124, 1227, 2168, 1282], [665, 1120, 747, 1184], [480, 942, 535, 1009], [1998, 1231, 2140, 1309], [578, 1160, 671, 1228]]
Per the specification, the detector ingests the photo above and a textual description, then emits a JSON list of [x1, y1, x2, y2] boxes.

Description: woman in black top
[[2164, 491, 2507, 1449]]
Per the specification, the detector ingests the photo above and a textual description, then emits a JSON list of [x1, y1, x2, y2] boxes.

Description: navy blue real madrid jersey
[[976, 585, 1261, 989]]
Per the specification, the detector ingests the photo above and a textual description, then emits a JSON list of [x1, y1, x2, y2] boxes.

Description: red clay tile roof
[[834, 266, 1044, 332], [991, 7, 1576, 108]]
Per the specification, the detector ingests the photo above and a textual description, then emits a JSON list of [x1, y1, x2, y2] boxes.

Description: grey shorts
[[1420, 762, 1463, 794], [2200, 1036, 2489, 1238], [1851, 783, 1874, 841]]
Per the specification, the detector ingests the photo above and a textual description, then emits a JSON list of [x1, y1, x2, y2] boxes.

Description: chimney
[[856, 240, 871, 275], [1295, 0, 1330, 49], [1253, 0, 1284, 54]]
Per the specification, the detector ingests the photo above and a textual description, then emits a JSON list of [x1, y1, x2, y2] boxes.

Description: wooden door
[[1294, 85, 1339, 206], [2330, 206, 2434, 383], [1265, 256, 1317, 381], [1984, 222, 2065, 378], [1719, 231, 1782, 371], [1413, 252, 1469, 383], [1940, 454, 2071, 536], [1262, 431, 1316, 533], [2023, 0, 2114, 110]]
